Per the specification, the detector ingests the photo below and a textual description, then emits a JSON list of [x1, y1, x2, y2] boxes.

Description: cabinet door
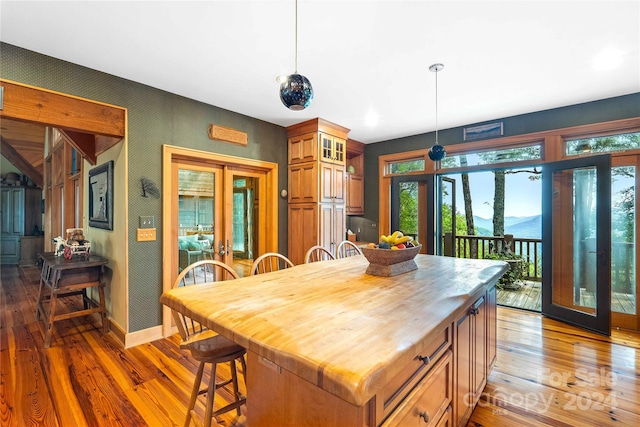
[[454, 309, 472, 427], [472, 297, 487, 400], [319, 203, 345, 254], [319, 203, 334, 253], [288, 132, 317, 164], [0, 188, 24, 235], [320, 164, 345, 204], [333, 137, 346, 164], [319, 133, 346, 165], [333, 203, 345, 250], [486, 284, 497, 371], [454, 296, 487, 427], [346, 174, 364, 215], [289, 162, 318, 203], [288, 204, 318, 265]]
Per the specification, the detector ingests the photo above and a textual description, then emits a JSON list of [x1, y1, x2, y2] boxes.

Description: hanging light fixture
[[428, 63, 446, 161], [278, 0, 313, 110]]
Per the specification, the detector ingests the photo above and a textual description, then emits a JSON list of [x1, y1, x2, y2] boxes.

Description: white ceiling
[[1, 0, 638, 144]]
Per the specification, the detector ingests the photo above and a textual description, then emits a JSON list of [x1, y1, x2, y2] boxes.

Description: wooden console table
[[36, 252, 109, 348]]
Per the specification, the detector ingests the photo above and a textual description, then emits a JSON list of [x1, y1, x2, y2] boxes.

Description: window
[[566, 132, 640, 156], [388, 159, 425, 174], [440, 144, 542, 169]]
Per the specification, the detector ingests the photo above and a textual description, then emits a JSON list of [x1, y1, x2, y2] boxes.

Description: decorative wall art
[[463, 122, 503, 141], [88, 160, 114, 230]]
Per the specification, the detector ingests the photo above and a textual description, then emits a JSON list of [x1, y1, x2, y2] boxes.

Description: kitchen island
[[160, 254, 507, 426]]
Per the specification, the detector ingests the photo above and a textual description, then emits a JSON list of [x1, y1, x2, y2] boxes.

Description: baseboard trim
[[123, 325, 164, 349]]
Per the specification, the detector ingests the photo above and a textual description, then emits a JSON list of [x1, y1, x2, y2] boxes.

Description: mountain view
[[473, 215, 541, 239]]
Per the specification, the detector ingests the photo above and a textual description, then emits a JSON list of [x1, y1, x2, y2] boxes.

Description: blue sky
[[443, 169, 542, 218]]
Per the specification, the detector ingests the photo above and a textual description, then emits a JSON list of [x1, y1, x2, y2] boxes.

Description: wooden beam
[[0, 79, 125, 139], [60, 130, 97, 166], [0, 136, 44, 188]]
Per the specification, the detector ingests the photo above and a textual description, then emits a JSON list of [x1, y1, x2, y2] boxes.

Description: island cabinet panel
[[380, 325, 451, 419], [486, 284, 498, 370], [381, 351, 453, 427], [247, 351, 375, 427], [454, 295, 487, 427]]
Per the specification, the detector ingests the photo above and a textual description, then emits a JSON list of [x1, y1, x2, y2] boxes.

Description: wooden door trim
[[161, 144, 279, 337]]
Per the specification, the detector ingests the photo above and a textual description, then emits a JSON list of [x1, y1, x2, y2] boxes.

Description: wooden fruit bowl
[[361, 245, 422, 276]]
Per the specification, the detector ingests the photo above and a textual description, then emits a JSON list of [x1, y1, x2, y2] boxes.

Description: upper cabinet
[[319, 132, 345, 165], [346, 139, 365, 215], [287, 118, 349, 165]]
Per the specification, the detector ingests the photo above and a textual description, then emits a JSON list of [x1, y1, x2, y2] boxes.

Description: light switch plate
[[137, 228, 156, 241], [139, 216, 155, 228]]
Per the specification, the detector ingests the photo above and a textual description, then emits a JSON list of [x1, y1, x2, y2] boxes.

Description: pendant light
[[278, 0, 314, 110], [428, 63, 446, 161]]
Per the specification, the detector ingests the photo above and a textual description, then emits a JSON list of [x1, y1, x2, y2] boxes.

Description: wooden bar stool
[[171, 260, 247, 427]]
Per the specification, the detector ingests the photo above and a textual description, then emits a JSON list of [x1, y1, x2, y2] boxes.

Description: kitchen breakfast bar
[[160, 254, 508, 426]]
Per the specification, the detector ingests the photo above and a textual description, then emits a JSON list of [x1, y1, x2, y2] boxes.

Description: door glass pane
[[399, 181, 418, 241], [440, 177, 455, 256], [551, 167, 598, 315], [232, 176, 256, 277], [178, 169, 214, 274], [612, 166, 636, 315]]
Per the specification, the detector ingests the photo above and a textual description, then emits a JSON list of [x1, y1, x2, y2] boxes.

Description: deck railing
[[444, 233, 542, 281], [444, 234, 634, 294]]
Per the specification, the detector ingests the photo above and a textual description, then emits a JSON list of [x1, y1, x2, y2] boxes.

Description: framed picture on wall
[[89, 160, 114, 230]]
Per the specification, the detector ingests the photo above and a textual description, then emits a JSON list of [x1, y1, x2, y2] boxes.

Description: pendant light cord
[[294, 0, 298, 73], [434, 67, 439, 144]]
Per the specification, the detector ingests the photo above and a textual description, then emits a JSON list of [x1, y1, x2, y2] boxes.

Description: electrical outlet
[[357, 227, 361, 233], [371, 223, 377, 229], [139, 216, 155, 228], [137, 228, 156, 241]]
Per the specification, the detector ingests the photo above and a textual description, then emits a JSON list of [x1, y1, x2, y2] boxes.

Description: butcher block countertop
[[160, 254, 507, 407]]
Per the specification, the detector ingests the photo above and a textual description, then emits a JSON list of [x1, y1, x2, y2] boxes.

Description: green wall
[[356, 93, 640, 242], [1, 43, 289, 332]]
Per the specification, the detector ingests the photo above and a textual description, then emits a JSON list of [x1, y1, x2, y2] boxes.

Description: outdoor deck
[[498, 280, 636, 314]]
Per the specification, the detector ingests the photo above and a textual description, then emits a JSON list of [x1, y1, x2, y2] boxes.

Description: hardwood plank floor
[[2, 265, 639, 426]]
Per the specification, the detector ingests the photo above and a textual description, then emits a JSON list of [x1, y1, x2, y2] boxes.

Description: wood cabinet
[[346, 139, 365, 215], [319, 132, 346, 164], [44, 128, 83, 251], [454, 294, 487, 427], [346, 173, 364, 214], [0, 187, 42, 264], [19, 236, 44, 266], [287, 118, 350, 264]]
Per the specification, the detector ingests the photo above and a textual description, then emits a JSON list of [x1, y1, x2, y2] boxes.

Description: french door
[[542, 155, 611, 335], [390, 174, 434, 254], [610, 154, 639, 330]]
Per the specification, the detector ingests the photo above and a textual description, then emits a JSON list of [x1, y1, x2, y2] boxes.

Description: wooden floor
[[498, 280, 636, 314], [2, 265, 639, 426]]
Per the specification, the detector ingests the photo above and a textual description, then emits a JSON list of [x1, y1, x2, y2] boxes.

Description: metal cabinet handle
[[417, 354, 431, 365], [218, 240, 226, 257], [418, 410, 430, 423]]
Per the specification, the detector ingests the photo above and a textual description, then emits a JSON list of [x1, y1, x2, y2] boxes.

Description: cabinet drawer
[[382, 325, 450, 417], [381, 350, 452, 427]]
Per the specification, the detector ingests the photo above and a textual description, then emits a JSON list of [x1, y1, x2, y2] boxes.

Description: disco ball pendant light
[[428, 63, 446, 161], [279, 0, 313, 110]]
